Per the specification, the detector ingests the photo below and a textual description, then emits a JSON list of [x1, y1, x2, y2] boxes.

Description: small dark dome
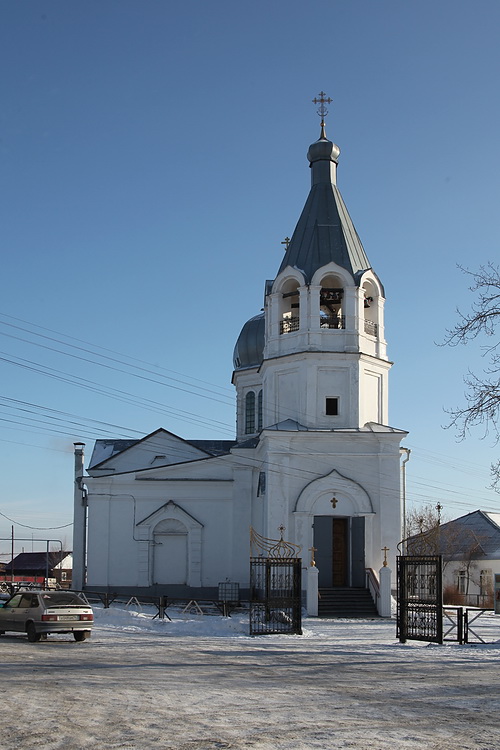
[[233, 313, 265, 370], [307, 137, 340, 164]]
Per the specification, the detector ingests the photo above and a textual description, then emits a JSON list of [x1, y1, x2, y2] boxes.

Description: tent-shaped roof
[[277, 129, 370, 284]]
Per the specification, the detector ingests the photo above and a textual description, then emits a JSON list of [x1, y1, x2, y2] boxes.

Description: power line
[[0, 312, 234, 397], [0, 509, 72, 530]]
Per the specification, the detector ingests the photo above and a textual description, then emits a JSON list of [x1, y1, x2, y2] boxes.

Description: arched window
[[245, 391, 256, 434], [320, 274, 345, 329], [257, 389, 263, 431], [279, 280, 300, 334], [362, 281, 378, 337]]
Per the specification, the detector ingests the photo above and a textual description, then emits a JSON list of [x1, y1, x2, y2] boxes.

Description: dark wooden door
[[332, 518, 348, 586], [314, 517, 348, 587]]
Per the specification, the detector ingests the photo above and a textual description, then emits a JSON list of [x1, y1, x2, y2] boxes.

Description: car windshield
[[40, 593, 86, 607]]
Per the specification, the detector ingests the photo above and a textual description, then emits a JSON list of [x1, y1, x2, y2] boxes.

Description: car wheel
[[26, 623, 41, 642], [74, 630, 91, 642]]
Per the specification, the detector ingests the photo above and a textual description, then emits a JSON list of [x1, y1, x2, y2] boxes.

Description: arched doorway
[[294, 469, 374, 589]]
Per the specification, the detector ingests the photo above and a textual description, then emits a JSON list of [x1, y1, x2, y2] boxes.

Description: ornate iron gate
[[249, 527, 302, 636], [250, 557, 302, 635], [397, 555, 443, 644]]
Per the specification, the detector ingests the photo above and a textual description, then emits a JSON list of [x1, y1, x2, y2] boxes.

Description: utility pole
[[11, 526, 14, 584]]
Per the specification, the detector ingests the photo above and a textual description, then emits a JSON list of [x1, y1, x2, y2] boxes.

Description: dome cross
[[312, 91, 333, 139]]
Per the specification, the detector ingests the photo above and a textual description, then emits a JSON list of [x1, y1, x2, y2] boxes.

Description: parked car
[[0, 590, 93, 642]]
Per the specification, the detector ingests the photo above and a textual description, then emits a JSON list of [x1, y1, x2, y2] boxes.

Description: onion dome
[[233, 313, 264, 370], [307, 130, 340, 165]]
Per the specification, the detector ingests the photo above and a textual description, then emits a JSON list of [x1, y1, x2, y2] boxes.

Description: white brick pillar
[[307, 564, 319, 616], [378, 565, 392, 618]]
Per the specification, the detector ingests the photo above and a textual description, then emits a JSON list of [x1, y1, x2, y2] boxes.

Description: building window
[[326, 397, 339, 416], [458, 570, 467, 595], [245, 391, 256, 434], [480, 569, 492, 596], [257, 390, 263, 431], [257, 471, 266, 496]]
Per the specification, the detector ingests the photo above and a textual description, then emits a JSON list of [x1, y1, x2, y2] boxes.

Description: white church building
[[73, 100, 408, 607]]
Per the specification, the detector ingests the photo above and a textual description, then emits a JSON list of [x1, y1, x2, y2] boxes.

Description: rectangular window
[[458, 570, 467, 595], [480, 569, 492, 596], [245, 391, 256, 434], [326, 398, 339, 416]]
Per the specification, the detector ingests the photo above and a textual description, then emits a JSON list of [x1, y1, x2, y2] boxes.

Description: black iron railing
[[320, 315, 345, 329], [280, 316, 300, 334]]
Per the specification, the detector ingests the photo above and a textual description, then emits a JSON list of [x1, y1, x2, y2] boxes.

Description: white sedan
[[0, 590, 93, 642]]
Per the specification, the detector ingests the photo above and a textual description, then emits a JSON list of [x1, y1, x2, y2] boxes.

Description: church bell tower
[[233, 93, 391, 438]]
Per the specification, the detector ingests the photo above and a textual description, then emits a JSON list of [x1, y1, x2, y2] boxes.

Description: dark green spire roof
[[277, 130, 370, 283]]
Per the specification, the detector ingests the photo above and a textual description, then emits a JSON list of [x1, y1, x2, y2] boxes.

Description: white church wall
[[84, 456, 253, 589], [262, 352, 392, 430]]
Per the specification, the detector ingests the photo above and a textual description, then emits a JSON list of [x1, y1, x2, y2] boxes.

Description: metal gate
[[249, 557, 302, 635], [397, 555, 443, 644]]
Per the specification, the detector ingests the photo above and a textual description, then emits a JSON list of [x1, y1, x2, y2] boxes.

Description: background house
[[407, 510, 500, 606], [2, 551, 72, 589]]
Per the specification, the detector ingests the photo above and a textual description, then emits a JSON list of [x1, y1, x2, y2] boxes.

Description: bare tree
[[443, 263, 500, 490], [406, 504, 447, 558], [406, 503, 444, 538]]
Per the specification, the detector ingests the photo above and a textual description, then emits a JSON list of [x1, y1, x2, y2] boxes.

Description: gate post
[[378, 565, 392, 618], [307, 564, 319, 616]]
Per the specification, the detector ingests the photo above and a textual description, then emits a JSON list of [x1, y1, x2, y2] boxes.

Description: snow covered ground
[[0, 603, 499, 750]]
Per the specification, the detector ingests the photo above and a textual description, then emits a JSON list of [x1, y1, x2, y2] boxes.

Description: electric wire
[[0, 315, 498, 528], [0, 314, 234, 399]]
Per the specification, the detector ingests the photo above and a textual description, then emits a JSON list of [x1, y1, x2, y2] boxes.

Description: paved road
[[0, 619, 498, 750]]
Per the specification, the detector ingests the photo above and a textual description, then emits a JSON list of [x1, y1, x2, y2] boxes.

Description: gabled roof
[[408, 510, 500, 560], [4, 551, 71, 573], [88, 428, 236, 471]]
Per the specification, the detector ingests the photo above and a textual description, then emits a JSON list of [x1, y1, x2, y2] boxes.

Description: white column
[[307, 565, 319, 616], [378, 565, 392, 618], [72, 443, 86, 591]]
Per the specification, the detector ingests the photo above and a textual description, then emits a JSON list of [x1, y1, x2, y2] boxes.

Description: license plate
[[57, 615, 77, 621]]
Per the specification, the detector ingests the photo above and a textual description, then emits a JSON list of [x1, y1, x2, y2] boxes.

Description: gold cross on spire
[[312, 91, 333, 139], [312, 91, 333, 120]]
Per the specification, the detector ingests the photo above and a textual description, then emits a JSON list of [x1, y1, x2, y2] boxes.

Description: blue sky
[[1, 0, 499, 555]]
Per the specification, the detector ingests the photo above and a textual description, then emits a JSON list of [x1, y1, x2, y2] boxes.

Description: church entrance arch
[[295, 469, 373, 589]]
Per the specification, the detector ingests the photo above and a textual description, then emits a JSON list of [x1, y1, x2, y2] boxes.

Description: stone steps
[[318, 587, 379, 618]]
